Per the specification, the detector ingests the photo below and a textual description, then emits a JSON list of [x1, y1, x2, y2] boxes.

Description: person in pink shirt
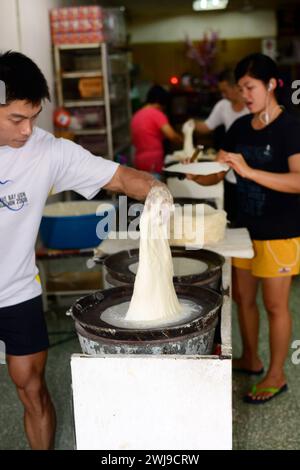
[[131, 85, 182, 174]]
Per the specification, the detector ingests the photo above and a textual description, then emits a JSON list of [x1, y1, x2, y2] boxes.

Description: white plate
[[164, 161, 229, 175], [164, 150, 216, 165]]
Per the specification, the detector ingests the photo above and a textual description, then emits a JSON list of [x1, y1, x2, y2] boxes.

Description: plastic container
[[68, 106, 105, 130], [40, 200, 116, 249]]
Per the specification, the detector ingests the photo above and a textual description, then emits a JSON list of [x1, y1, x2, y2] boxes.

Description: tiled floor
[[0, 276, 299, 450], [0, 304, 80, 450], [232, 275, 300, 450]]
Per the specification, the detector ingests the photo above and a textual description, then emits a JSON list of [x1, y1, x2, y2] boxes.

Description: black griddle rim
[[70, 284, 222, 341], [100, 247, 225, 285]]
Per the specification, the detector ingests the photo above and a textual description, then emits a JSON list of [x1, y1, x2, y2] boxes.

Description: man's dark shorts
[[0, 296, 49, 356]]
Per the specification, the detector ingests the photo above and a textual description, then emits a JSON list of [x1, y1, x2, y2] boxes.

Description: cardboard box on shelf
[[52, 31, 105, 45], [78, 77, 103, 98], [50, 6, 103, 22], [51, 18, 104, 34], [50, 6, 126, 46]]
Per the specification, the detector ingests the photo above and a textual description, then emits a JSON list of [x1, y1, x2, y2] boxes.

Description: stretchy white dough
[[182, 120, 195, 158], [125, 190, 182, 323]]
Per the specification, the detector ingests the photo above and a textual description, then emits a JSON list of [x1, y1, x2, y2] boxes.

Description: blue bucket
[[40, 200, 116, 249]]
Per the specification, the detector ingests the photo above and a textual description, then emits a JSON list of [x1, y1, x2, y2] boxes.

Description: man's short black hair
[[0, 51, 50, 105], [218, 69, 236, 86]]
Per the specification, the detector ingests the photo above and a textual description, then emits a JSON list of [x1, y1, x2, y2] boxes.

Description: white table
[[71, 229, 253, 450], [94, 227, 254, 260]]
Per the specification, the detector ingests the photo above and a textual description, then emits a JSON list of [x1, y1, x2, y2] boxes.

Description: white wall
[[0, 0, 20, 50], [18, 0, 62, 132], [130, 10, 277, 43], [0, 0, 64, 132]]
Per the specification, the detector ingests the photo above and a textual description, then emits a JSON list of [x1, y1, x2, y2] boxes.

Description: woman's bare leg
[[247, 276, 292, 399], [232, 267, 262, 371]]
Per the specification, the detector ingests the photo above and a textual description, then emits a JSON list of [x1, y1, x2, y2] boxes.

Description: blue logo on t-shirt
[[0, 179, 28, 211]]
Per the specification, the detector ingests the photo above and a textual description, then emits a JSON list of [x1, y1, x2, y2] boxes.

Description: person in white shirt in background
[[195, 69, 249, 134], [189, 69, 249, 224], [0, 51, 169, 450]]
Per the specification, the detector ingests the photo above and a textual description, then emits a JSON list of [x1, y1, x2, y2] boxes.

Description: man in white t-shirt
[[0, 51, 166, 450], [192, 70, 249, 223], [194, 69, 249, 136]]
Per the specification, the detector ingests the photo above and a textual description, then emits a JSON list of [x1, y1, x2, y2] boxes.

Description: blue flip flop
[[243, 383, 288, 404]]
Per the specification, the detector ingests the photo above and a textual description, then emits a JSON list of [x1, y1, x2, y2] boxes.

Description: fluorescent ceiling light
[[193, 0, 229, 11]]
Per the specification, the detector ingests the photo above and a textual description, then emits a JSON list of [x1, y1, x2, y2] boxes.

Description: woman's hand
[[222, 152, 254, 179], [217, 149, 228, 163]]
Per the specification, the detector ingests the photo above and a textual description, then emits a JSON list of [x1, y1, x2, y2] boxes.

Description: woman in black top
[[188, 54, 300, 403]]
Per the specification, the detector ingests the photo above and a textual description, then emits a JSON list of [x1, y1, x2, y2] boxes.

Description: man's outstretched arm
[[103, 165, 157, 200]]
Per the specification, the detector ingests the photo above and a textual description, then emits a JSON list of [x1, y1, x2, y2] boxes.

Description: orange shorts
[[232, 238, 300, 278]]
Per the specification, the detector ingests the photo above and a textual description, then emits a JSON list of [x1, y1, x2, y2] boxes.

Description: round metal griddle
[[69, 284, 222, 342], [101, 247, 225, 287]]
